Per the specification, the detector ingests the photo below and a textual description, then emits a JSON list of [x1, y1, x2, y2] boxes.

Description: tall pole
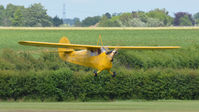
[[63, 4, 66, 20]]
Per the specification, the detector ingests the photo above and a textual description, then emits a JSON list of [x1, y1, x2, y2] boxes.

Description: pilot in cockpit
[[90, 47, 108, 56]]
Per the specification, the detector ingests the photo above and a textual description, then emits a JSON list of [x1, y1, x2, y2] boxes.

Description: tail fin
[[58, 37, 74, 60]]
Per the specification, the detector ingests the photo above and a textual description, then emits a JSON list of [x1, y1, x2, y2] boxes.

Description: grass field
[[1, 28, 199, 107], [0, 28, 199, 51], [1, 27, 199, 70], [0, 100, 199, 112], [0, 28, 199, 111]]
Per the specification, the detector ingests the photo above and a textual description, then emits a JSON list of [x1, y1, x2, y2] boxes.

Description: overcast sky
[[0, 0, 199, 19]]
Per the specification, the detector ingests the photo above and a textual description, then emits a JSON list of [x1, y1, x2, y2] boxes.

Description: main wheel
[[94, 71, 98, 77], [112, 72, 116, 77]]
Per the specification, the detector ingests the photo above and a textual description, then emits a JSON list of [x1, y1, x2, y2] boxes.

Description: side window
[[90, 49, 102, 56], [90, 50, 96, 56], [97, 49, 101, 55]]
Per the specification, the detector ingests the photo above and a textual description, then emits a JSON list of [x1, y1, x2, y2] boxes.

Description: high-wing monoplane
[[19, 36, 180, 77]]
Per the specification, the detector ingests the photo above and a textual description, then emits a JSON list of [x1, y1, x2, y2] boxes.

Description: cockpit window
[[90, 50, 97, 56], [89, 47, 108, 56], [101, 47, 108, 53]]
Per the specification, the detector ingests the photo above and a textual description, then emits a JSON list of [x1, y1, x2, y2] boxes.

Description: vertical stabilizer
[[58, 37, 74, 60]]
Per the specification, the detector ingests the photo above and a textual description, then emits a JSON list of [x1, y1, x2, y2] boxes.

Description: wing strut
[[97, 34, 104, 46]]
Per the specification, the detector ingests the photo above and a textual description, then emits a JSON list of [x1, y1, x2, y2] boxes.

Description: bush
[[174, 12, 194, 26], [146, 18, 164, 27], [98, 19, 121, 27], [126, 18, 146, 27], [0, 68, 199, 101]]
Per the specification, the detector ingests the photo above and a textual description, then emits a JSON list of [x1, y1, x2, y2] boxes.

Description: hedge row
[[0, 68, 199, 101]]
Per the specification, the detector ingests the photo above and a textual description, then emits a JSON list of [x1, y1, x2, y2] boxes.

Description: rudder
[[58, 37, 74, 60]]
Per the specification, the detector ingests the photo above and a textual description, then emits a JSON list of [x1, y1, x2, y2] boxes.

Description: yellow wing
[[18, 41, 180, 50], [19, 41, 100, 50]]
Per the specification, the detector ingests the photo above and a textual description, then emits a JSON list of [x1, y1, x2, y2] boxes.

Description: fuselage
[[63, 49, 113, 71]]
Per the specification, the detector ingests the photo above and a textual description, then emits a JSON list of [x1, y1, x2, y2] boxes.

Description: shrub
[[0, 68, 199, 101]]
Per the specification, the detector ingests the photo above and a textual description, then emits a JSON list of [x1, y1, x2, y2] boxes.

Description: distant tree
[[100, 20, 120, 27], [63, 17, 80, 26], [132, 11, 148, 22], [0, 5, 5, 26], [6, 4, 18, 18], [132, 11, 136, 14], [194, 12, 199, 25], [81, 16, 101, 27], [195, 19, 199, 26], [42, 16, 53, 27], [147, 8, 173, 26], [174, 12, 194, 26], [194, 12, 199, 20], [98, 15, 121, 27], [104, 12, 111, 19], [0, 5, 4, 11], [24, 3, 52, 27], [179, 15, 193, 26], [127, 18, 146, 27], [119, 13, 133, 27], [73, 18, 80, 23], [52, 16, 63, 26], [11, 8, 24, 26], [5, 4, 24, 26], [74, 18, 82, 27], [146, 18, 164, 27], [112, 11, 169, 27]]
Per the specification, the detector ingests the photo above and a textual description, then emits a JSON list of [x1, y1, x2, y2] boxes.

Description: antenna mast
[[63, 4, 66, 20]]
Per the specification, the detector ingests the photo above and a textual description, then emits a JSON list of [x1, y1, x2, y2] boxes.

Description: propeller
[[106, 48, 118, 62]]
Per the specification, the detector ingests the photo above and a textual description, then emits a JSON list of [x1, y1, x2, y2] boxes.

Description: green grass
[[0, 29, 199, 51], [0, 28, 199, 109], [0, 100, 199, 112], [1, 28, 199, 69]]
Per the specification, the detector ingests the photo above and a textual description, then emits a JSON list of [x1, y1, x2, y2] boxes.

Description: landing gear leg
[[93, 70, 102, 77], [112, 72, 116, 77]]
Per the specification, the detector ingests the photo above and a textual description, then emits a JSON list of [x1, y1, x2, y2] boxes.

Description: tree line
[[77, 9, 199, 27], [0, 3, 63, 27], [1, 3, 199, 27]]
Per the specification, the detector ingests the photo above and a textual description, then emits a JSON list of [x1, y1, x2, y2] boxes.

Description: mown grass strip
[[0, 100, 199, 112]]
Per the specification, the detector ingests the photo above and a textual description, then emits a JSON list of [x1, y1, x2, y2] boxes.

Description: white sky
[[0, 0, 199, 19]]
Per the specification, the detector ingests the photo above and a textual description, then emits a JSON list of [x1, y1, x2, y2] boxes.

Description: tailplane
[[58, 37, 74, 60]]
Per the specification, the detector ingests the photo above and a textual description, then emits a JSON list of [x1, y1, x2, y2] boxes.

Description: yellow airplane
[[19, 36, 180, 77]]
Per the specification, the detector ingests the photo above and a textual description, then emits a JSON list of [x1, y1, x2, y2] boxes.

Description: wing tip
[[18, 41, 24, 45], [170, 46, 181, 49]]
